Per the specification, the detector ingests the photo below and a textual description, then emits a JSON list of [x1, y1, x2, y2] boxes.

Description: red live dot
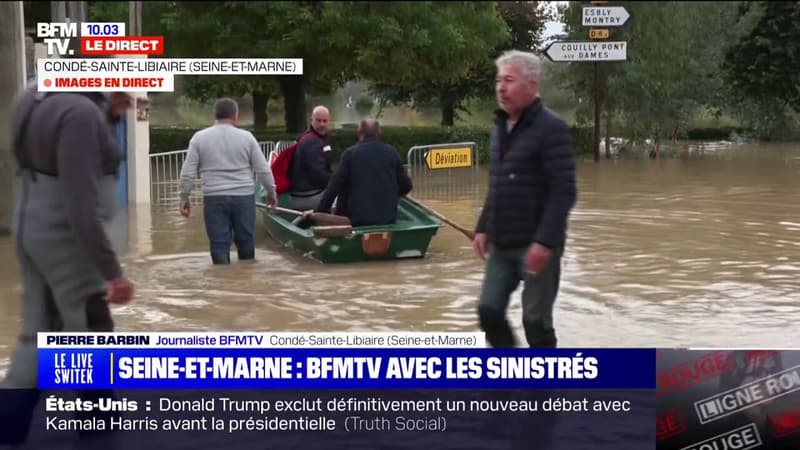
[[43, 79, 52, 87]]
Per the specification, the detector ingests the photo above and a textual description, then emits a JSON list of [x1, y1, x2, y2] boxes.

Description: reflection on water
[[1, 142, 799, 370]]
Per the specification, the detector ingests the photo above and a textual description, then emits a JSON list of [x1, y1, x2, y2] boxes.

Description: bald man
[[289, 105, 334, 210], [311, 118, 412, 226]]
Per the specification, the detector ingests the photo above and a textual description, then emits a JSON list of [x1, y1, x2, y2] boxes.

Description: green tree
[[723, 1, 800, 113], [721, 1, 800, 139], [370, 2, 555, 126], [159, 2, 520, 132], [90, 2, 528, 132], [88, 2, 284, 129], [158, 2, 292, 131]]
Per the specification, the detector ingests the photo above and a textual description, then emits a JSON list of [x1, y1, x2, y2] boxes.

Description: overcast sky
[[544, 20, 566, 38], [542, 1, 568, 45]]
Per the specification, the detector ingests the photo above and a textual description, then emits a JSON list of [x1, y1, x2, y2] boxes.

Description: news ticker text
[[6, 389, 653, 449], [43, 393, 635, 434]]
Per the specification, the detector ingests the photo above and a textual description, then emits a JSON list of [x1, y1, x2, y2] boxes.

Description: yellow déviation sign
[[425, 147, 473, 169]]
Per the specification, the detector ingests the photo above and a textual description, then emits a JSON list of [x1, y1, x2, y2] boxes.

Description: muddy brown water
[[1, 142, 799, 373]]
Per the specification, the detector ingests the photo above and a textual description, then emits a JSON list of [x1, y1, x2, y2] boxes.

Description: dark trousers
[[203, 194, 256, 264], [1, 259, 117, 446], [477, 245, 563, 348], [4, 173, 121, 446]]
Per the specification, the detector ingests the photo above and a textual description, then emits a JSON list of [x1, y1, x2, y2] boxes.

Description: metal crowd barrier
[[150, 140, 483, 208]]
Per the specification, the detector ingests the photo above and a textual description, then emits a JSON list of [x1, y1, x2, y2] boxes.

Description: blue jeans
[[202, 194, 256, 264]]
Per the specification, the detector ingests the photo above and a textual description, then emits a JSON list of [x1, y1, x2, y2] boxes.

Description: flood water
[[1, 142, 799, 370]]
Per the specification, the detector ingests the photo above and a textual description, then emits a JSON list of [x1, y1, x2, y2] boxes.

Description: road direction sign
[[589, 29, 609, 39], [544, 41, 627, 62], [582, 6, 630, 27], [425, 147, 473, 170]]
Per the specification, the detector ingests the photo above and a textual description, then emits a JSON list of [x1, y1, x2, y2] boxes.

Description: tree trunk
[[671, 122, 679, 143], [652, 137, 661, 159], [375, 98, 387, 120], [280, 77, 307, 134], [441, 100, 455, 127], [0, 2, 26, 236], [604, 111, 612, 159], [649, 124, 660, 159], [252, 91, 269, 131]]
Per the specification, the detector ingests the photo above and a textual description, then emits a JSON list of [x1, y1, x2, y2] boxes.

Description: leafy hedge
[[683, 127, 742, 140], [150, 124, 751, 161], [149, 125, 598, 163]]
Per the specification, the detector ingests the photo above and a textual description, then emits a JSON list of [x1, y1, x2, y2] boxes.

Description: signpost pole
[[593, 61, 601, 162], [543, 2, 629, 162]]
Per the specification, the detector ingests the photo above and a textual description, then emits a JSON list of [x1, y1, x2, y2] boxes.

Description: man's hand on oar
[[260, 203, 351, 227], [298, 209, 350, 226]]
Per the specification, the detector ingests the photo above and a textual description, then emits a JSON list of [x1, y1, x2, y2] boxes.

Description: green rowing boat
[[255, 191, 441, 263]]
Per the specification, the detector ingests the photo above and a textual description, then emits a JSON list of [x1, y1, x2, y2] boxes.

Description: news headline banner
[[37, 348, 652, 390], [36, 58, 303, 93], [13, 389, 655, 449], [656, 349, 800, 450]]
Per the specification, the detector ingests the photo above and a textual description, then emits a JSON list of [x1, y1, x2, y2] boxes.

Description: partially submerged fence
[[150, 141, 293, 207], [405, 141, 482, 202], [149, 140, 483, 207]]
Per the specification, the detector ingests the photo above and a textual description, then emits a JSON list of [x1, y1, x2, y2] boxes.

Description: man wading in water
[[473, 50, 577, 349], [2, 78, 134, 446]]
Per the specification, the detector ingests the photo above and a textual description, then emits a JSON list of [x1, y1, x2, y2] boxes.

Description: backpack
[[270, 130, 315, 194]]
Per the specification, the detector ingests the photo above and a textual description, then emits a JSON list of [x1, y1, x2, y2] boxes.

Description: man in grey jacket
[[3, 86, 135, 445], [179, 98, 278, 264]]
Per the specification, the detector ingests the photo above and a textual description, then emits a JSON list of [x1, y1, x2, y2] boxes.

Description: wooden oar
[[311, 225, 353, 238], [405, 195, 476, 241], [256, 202, 351, 226]]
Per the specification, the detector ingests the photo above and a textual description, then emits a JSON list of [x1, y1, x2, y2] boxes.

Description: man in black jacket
[[311, 118, 412, 226], [289, 105, 334, 210], [473, 50, 577, 348]]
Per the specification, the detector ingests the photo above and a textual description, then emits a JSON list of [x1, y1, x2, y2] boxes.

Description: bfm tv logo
[[37, 22, 81, 56], [36, 22, 162, 57]]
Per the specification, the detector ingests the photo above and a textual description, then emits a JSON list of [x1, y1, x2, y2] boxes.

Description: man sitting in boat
[[289, 105, 334, 210], [305, 118, 413, 227]]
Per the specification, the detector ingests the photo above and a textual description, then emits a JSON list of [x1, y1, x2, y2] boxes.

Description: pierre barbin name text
[[46, 334, 149, 346]]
